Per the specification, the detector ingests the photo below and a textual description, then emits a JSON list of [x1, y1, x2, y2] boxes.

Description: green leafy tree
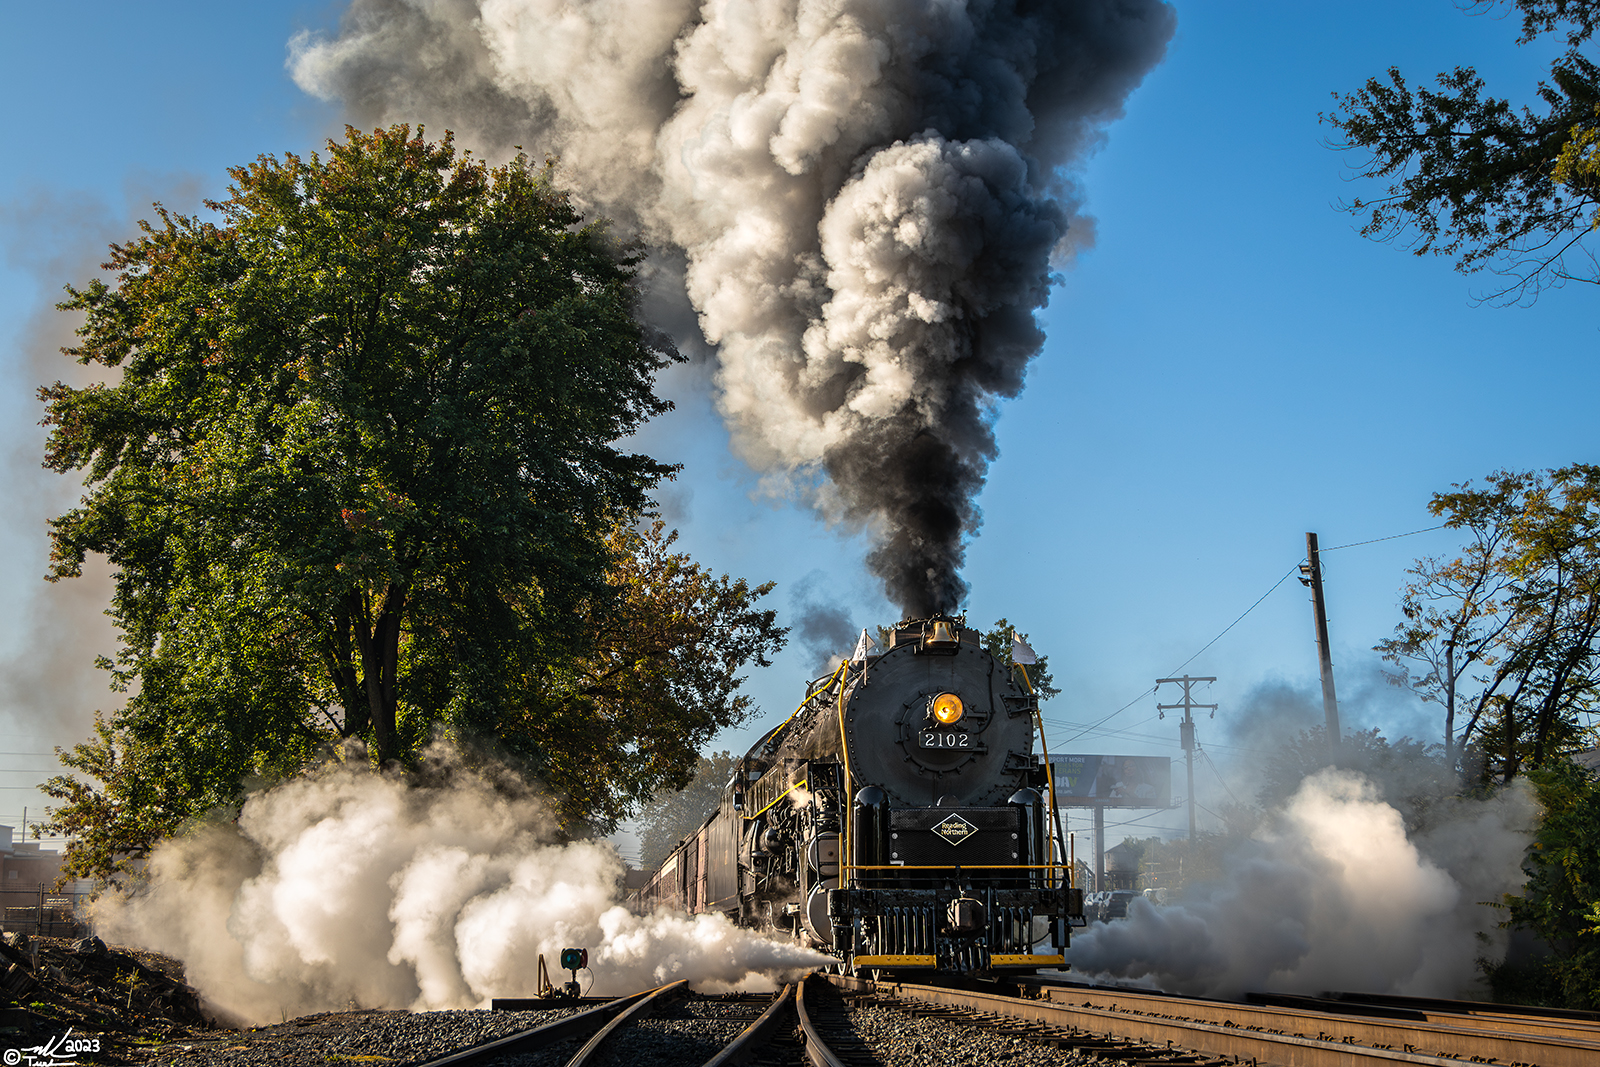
[[1378, 468, 1600, 782], [1485, 759, 1600, 1008], [510, 523, 785, 829], [635, 750, 742, 870], [982, 618, 1058, 699], [36, 714, 218, 888], [1376, 478, 1528, 769], [1325, 0, 1600, 300], [1499, 467, 1600, 772], [40, 521, 786, 882], [36, 126, 786, 877]]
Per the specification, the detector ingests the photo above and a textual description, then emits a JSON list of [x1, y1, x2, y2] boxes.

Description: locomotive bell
[[922, 618, 960, 650]]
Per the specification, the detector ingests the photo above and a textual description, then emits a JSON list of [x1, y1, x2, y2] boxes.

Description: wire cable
[[1198, 748, 1243, 807], [1322, 525, 1448, 551], [1162, 564, 1301, 678], [1058, 563, 1298, 744], [1059, 521, 1456, 746], [1055, 687, 1158, 745], [1090, 809, 1186, 831]]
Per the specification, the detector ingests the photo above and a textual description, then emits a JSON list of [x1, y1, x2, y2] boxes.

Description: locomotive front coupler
[[946, 895, 986, 937]]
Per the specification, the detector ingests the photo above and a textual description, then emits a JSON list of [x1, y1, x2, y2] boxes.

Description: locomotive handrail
[[836, 662, 854, 883], [1017, 662, 1068, 891], [742, 778, 809, 820], [758, 662, 848, 755], [850, 863, 1072, 870]]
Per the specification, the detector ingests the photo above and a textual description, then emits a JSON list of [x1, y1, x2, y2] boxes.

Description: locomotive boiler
[[638, 615, 1083, 975]]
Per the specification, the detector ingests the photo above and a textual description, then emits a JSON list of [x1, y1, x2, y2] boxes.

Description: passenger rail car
[[638, 615, 1084, 976]]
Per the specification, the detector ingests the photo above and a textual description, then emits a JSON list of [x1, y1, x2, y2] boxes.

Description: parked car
[[1102, 889, 1140, 919]]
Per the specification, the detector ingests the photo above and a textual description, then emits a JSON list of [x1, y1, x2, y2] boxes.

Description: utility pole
[[1300, 532, 1342, 763], [1156, 676, 1216, 840], [1093, 805, 1105, 894]]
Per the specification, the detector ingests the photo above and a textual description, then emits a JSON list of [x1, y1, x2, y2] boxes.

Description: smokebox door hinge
[[1002, 695, 1037, 718]]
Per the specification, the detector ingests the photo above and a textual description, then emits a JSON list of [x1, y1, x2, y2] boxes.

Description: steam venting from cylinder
[[290, 0, 1175, 615]]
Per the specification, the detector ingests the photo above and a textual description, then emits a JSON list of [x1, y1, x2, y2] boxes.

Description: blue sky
[[2, 2, 1594, 852]]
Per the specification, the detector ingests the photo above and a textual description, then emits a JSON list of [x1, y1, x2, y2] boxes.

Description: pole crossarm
[[1154, 675, 1217, 841]]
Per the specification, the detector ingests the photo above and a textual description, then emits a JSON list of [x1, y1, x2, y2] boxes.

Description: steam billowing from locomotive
[[1067, 770, 1537, 998], [92, 747, 828, 1022], [290, 0, 1175, 614]]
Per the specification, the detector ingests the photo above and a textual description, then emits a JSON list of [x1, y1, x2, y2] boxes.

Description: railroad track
[[419, 980, 797, 1067], [418, 971, 1085, 1067], [1244, 989, 1600, 1046], [828, 971, 1600, 1067], [408, 970, 1600, 1067]]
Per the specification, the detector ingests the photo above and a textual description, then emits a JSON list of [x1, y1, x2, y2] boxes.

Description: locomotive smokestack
[[291, 0, 1176, 614]]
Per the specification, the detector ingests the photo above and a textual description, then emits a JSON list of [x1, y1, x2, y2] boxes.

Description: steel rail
[[795, 974, 850, 1067], [1329, 990, 1600, 1024], [1025, 979, 1600, 1063], [562, 978, 688, 1067], [1248, 991, 1600, 1044], [419, 983, 667, 1067], [833, 974, 1600, 1067], [699, 984, 796, 1067]]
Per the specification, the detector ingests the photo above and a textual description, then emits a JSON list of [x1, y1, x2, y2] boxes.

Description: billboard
[[1046, 755, 1172, 807]]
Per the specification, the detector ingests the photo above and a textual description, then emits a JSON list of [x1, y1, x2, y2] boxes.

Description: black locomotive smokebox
[[888, 806, 1024, 868], [840, 638, 1034, 808]]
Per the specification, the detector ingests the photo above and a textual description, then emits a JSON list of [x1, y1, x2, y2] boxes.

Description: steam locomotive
[[637, 615, 1083, 976]]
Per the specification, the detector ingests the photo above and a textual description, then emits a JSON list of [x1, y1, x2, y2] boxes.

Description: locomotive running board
[[851, 954, 1064, 968]]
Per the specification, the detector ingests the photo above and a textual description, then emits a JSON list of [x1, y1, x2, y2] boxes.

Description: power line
[[1041, 715, 1256, 754], [1322, 524, 1448, 551], [1055, 687, 1159, 746], [1058, 565, 1296, 745], [1163, 565, 1300, 678], [1199, 748, 1243, 807], [1056, 521, 1458, 747], [1041, 713, 1164, 740], [1085, 809, 1186, 832], [1046, 729, 1183, 751]]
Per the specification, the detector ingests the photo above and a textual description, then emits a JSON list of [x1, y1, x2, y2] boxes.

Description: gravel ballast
[[841, 993, 1135, 1067], [87, 986, 1152, 1067], [588, 993, 773, 1066], [118, 1005, 585, 1067]]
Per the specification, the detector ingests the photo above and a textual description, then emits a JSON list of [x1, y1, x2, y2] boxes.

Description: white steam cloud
[[1067, 769, 1536, 998], [287, 0, 1176, 615], [93, 751, 828, 1024]]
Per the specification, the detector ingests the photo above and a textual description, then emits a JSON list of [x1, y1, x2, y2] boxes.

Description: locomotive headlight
[[931, 692, 965, 725]]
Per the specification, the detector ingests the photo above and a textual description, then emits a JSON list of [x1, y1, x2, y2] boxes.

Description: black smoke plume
[[789, 572, 859, 675], [291, 0, 1175, 615]]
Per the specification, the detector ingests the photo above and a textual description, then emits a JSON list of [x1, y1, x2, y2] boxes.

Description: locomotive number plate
[[919, 730, 970, 749]]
